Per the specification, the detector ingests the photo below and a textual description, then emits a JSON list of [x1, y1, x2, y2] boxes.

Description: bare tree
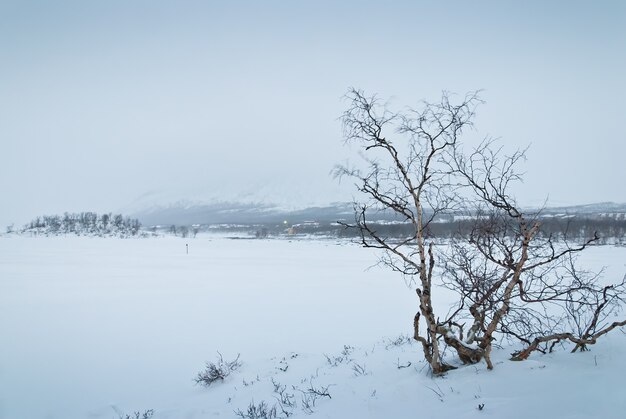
[[337, 88, 626, 374], [446, 139, 626, 368], [336, 88, 483, 373]]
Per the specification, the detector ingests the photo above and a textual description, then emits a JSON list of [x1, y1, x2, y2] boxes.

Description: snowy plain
[[1, 236, 625, 419]]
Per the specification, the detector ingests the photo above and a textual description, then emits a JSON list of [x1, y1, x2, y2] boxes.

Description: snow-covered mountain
[[125, 186, 626, 227], [537, 201, 626, 216], [121, 181, 356, 225]]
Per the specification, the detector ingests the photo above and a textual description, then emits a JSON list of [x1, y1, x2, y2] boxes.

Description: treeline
[[535, 217, 626, 244], [22, 212, 142, 237], [328, 216, 626, 243]]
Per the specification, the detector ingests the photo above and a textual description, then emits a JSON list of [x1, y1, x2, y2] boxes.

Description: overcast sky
[[1, 0, 625, 226]]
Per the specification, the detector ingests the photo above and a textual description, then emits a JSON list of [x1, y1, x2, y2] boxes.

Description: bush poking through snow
[[351, 362, 368, 376], [195, 352, 241, 387], [396, 358, 412, 369], [234, 401, 278, 419], [271, 378, 296, 417], [295, 379, 333, 415], [385, 334, 412, 349], [118, 410, 154, 419], [323, 345, 355, 366]]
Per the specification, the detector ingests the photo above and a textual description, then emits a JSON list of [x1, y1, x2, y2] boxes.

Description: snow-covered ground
[[1, 236, 625, 419]]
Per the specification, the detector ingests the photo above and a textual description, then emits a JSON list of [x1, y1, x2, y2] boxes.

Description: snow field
[[0, 236, 625, 418]]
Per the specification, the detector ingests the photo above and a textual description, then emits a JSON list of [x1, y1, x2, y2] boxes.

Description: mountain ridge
[[129, 199, 626, 226]]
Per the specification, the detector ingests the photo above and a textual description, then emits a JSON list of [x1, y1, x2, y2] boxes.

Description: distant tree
[[129, 218, 141, 235], [337, 88, 626, 374], [179, 226, 189, 238], [113, 214, 124, 229], [102, 213, 111, 232]]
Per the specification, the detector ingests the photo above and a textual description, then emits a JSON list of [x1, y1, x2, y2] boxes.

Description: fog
[[1, 0, 625, 227]]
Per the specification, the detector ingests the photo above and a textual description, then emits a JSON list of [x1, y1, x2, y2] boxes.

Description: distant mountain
[[129, 200, 356, 226], [128, 198, 626, 227], [121, 180, 357, 226], [535, 202, 626, 216]]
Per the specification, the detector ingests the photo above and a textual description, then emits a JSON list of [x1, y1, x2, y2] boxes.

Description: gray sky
[[1, 0, 625, 227]]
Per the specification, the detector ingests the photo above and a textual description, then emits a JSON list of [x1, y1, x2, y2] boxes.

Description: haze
[[1, 0, 625, 227]]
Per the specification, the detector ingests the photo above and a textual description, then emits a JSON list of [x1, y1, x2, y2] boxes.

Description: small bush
[[119, 410, 154, 419], [234, 400, 277, 419], [385, 334, 412, 349], [351, 362, 368, 376], [323, 344, 354, 366], [195, 352, 242, 387]]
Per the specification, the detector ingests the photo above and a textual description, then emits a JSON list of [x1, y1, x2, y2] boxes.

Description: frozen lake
[[0, 236, 414, 418]]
